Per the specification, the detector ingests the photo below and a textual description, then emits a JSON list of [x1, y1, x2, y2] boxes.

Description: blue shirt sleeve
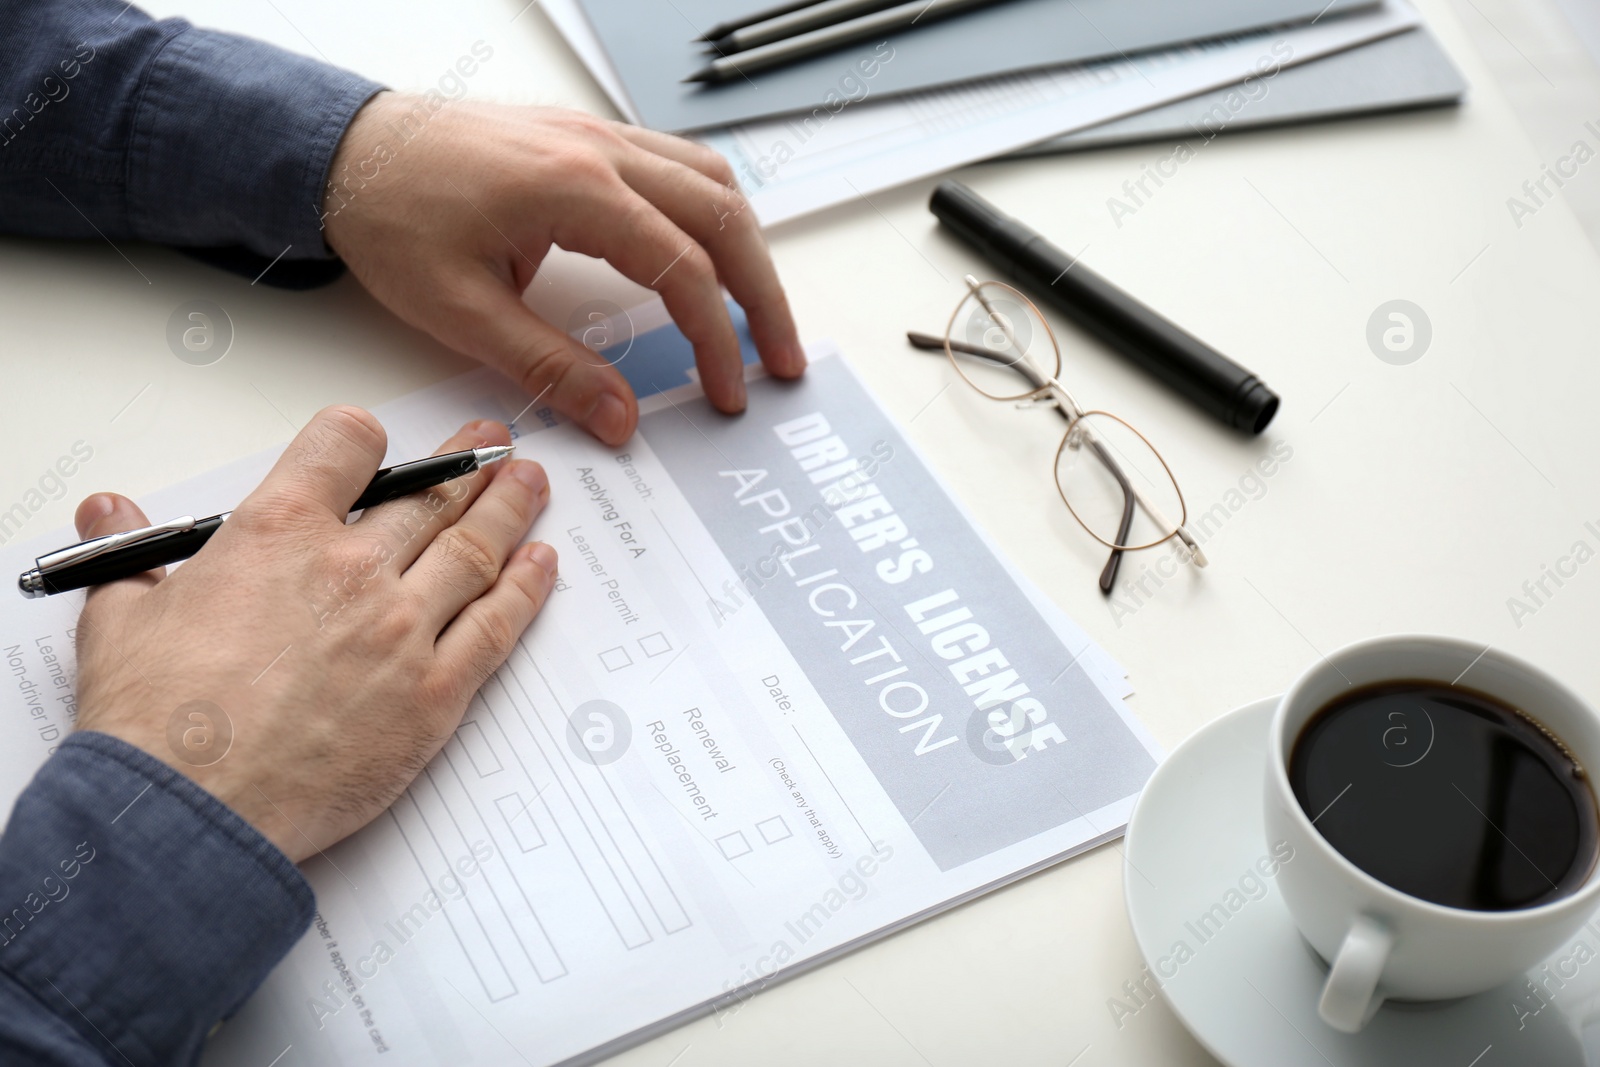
[[0, 732, 316, 1067], [0, 0, 383, 288]]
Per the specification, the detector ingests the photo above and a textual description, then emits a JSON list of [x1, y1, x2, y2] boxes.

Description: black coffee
[[1290, 681, 1599, 911]]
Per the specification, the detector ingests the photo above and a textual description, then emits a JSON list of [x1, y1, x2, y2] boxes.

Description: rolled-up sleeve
[[0, 732, 315, 1066], [0, 0, 383, 286]]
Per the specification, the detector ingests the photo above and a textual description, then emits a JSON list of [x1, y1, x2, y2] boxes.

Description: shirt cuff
[[0, 732, 314, 1065], [127, 22, 383, 264]]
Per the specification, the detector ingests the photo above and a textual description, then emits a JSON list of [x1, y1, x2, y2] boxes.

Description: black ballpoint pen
[[16, 444, 514, 599]]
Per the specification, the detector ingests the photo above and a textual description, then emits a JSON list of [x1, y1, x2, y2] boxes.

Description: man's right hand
[[70, 407, 555, 863]]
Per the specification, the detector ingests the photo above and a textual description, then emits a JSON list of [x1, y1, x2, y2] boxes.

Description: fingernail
[[786, 341, 808, 375], [510, 460, 548, 500], [526, 541, 558, 576], [588, 394, 629, 444]]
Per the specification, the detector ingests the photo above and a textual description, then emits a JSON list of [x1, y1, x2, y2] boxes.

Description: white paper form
[[0, 331, 1154, 1066], [542, 0, 1420, 226]]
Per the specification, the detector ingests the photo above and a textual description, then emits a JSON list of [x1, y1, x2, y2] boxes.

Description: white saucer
[[1124, 697, 1600, 1067]]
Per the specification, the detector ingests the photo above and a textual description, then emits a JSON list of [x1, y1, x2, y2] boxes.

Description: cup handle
[[1318, 915, 1393, 1033]]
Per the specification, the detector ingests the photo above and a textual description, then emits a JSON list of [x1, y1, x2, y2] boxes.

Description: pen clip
[[35, 517, 198, 572]]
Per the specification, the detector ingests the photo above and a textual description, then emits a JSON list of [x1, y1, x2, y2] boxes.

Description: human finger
[[431, 268, 640, 445], [434, 541, 557, 689], [404, 459, 549, 628], [73, 493, 163, 619], [354, 418, 511, 571], [548, 186, 748, 412], [610, 122, 732, 181], [246, 405, 388, 525], [616, 142, 805, 380]]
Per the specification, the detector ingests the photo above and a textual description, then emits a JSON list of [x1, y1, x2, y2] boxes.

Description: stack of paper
[[542, 0, 1464, 226], [582, 0, 1381, 133], [0, 315, 1163, 1066]]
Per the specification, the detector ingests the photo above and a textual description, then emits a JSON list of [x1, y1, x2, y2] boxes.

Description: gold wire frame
[[942, 279, 1188, 553], [941, 281, 1061, 401], [1052, 409, 1188, 551]]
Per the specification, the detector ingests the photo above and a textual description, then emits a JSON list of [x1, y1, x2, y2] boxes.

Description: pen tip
[[683, 68, 714, 83], [475, 444, 516, 465]]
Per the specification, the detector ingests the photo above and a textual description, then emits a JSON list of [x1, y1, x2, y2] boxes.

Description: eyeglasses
[[908, 275, 1206, 595]]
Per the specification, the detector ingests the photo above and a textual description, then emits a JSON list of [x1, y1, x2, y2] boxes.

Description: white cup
[[1264, 634, 1600, 1033]]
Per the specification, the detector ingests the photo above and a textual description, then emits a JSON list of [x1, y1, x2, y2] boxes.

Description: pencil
[[706, 0, 906, 53], [684, 0, 1012, 84], [692, 0, 828, 43]]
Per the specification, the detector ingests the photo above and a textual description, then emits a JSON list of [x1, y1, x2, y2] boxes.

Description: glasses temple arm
[[1080, 428, 1206, 565], [1086, 437, 1135, 596], [1099, 544, 1127, 595], [906, 331, 1055, 400]]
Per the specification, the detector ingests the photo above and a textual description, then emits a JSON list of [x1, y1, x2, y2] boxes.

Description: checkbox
[[715, 831, 752, 860], [639, 631, 672, 658], [757, 816, 792, 844], [599, 647, 633, 672]]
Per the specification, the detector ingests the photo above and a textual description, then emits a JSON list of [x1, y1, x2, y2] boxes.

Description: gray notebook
[[581, 0, 1379, 132], [1008, 27, 1465, 157]]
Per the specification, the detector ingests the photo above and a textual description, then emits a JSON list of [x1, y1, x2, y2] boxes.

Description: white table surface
[[3, 1, 1596, 1064]]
